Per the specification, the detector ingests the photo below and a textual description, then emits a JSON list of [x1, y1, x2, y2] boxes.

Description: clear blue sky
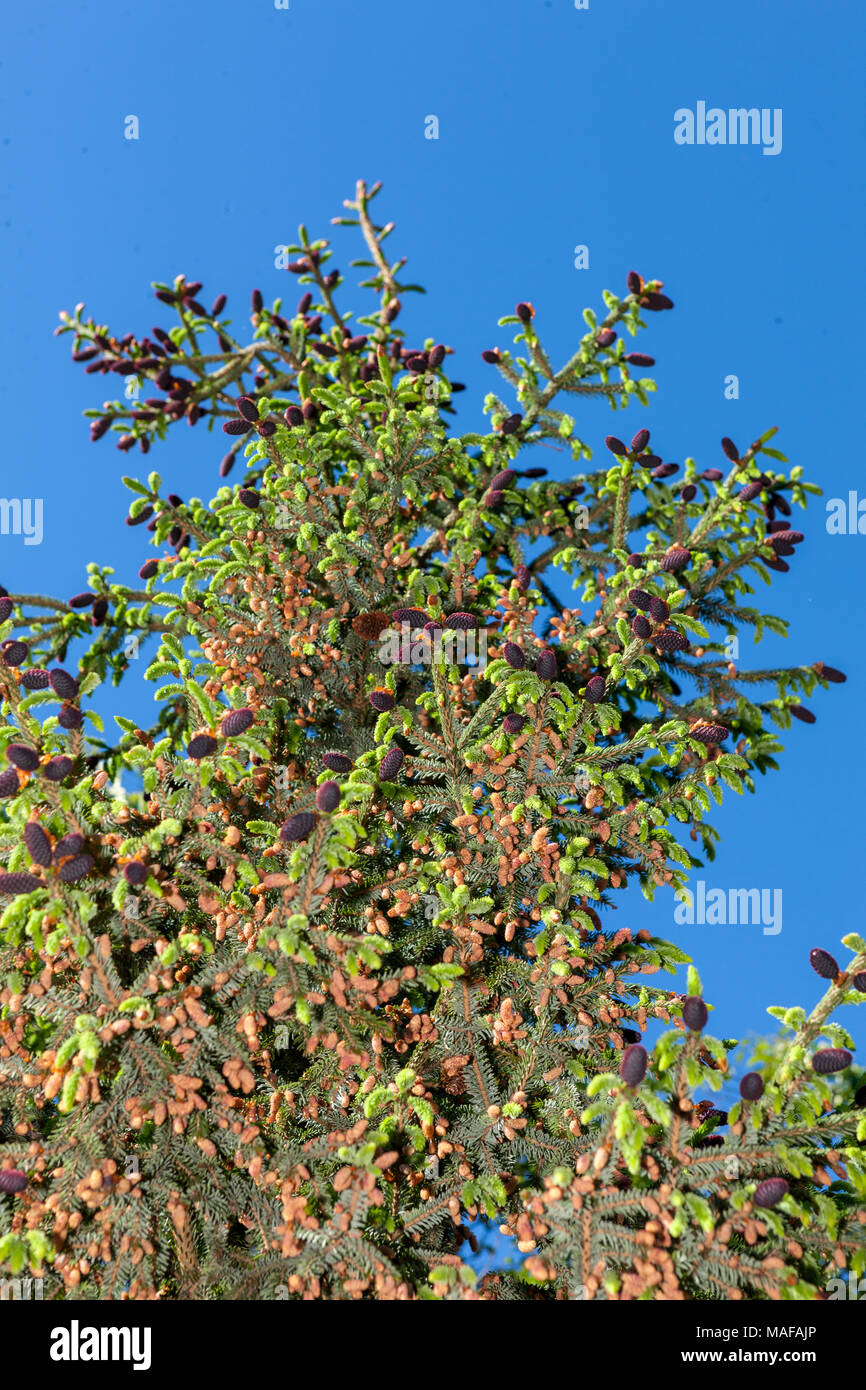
[[1, 0, 864, 1055]]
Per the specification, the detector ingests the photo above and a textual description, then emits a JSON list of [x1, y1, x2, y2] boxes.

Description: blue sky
[[1, 0, 864, 1055]]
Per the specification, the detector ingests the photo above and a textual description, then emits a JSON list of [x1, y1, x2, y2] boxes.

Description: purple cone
[[19, 669, 49, 691], [6, 744, 40, 772], [767, 529, 804, 549], [655, 629, 690, 652], [738, 478, 767, 503], [188, 733, 218, 760], [689, 724, 729, 745], [392, 608, 427, 626], [0, 769, 20, 797], [809, 948, 839, 980], [642, 291, 674, 310], [323, 751, 353, 773], [535, 650, 557, 681], [739, 1072, 764, 1101], [24, 822, 52, 867], [812, 1048, 852, 1075], [315, 780, 341, 813], [377, 747, 404, 781], [620, 1044, 648, 1086], [753, 1178, 788, 1209], [369, 689, 395, 713], [220, 708, 254, 738], [2, 641, 28, 668], [53, 833, 84, 861], [660, 548, 690, 573], [49, 669, 79, 700], [280, 812, 317, 843], [0, 872, 43, 895], [682, 996, 708, 1031], [57, 853, 94, 883], [443, 612, 478, 631], [42, 756, 73, 782], [0, 1169, 28, 1194]]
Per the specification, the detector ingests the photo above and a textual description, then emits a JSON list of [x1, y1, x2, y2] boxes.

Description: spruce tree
[[0, 180, 863, 1301]]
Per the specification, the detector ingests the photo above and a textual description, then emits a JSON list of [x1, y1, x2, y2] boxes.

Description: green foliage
[[0, 181, 860, 1301]]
